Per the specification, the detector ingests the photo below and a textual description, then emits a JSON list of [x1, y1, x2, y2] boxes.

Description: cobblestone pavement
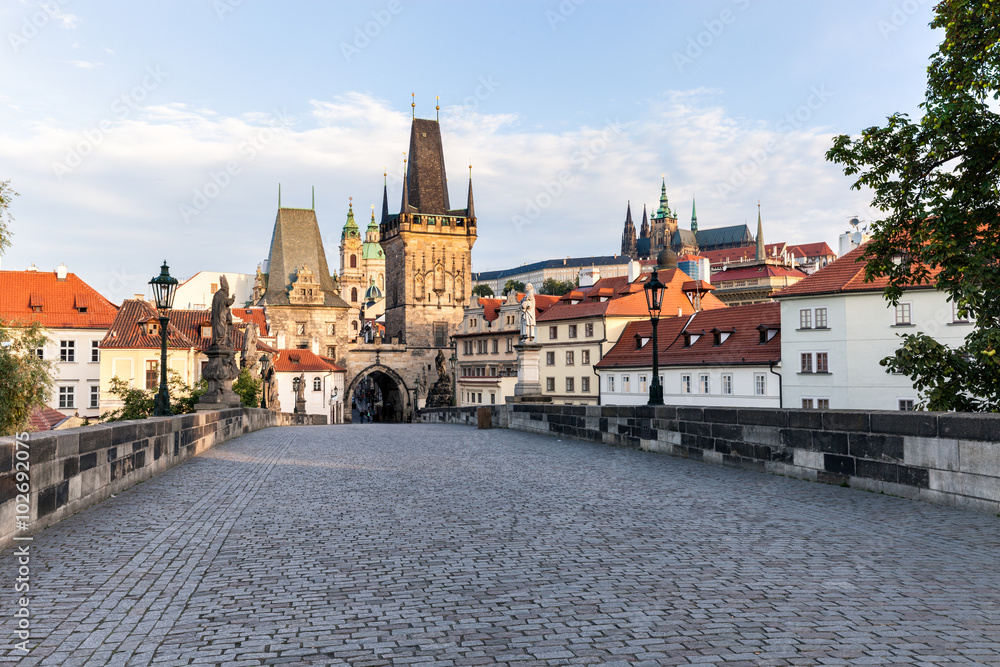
[[4, 424, 1000, 666]]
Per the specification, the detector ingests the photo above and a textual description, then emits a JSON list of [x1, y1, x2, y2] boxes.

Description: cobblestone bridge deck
[[4, 424, 1000, 666]]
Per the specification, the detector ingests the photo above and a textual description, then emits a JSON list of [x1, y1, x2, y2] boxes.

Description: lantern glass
[[149, 261, 178, 315], [644, 271, 665, 320]]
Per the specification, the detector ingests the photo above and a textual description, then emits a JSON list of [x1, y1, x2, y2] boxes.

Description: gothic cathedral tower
[[381, 116, 476, 349]]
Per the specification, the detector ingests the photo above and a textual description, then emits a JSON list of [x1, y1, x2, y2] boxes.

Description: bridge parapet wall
[[0, 408, 299, 550], [419, 404, 1000, 515]]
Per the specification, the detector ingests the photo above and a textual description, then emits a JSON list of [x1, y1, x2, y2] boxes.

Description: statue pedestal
[[294, 398, 307, 414], [513, 341, 544, 397], [195, 345, 241, 411]]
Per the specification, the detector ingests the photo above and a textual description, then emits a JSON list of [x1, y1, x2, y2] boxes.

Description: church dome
[[364, 282, 383, 302], [656, 248, 678, 270]]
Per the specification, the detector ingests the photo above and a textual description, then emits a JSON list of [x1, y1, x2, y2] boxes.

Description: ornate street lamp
[[644, 270, 665, 406], [149, 261, 178, 416]]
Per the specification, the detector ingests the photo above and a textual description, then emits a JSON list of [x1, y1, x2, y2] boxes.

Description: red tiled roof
[[596, 302, 781, 369], [786, 242, 835, 259], [700, 243, 786, 266], [711, 265, 809, 282], [274, 349, 344, 373], [478, 297, 502, 322], [0, 270, 118, 329], [28, 406, 70, 431], [775, 243, 939, 298], [233, 307, 269, 336], [538, 269, 726, 322], [100, 299, 249, 350]]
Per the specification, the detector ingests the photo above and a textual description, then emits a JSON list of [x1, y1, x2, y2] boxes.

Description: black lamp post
[[644, 270, 665, 406], [149, 261, 178, 416]]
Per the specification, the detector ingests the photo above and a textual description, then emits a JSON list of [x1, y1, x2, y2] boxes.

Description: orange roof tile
[[0, 270, 118, 329], [274, 349, 344, 373], [712, 265, 809, 282], [775, 243, 939, 298], [786, 241, 835, 258], [100, 299, 251, 351], [233, 307, 269, 336], [700, 243, 787, 266], [28, 406, 71, 431]]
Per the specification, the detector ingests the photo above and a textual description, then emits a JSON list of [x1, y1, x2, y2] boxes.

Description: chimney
[[56, 263, 68, 281], [133, 293, 144, 301], [627, 259, 640, 282]]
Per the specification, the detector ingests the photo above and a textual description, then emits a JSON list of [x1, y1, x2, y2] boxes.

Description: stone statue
[[241, 322, 261, 374], [520, 283, 536, 341], [293, 372, 307, 414], [260, 353, 280, 412], [435, 349, 447, 379], [425, 349, 454, 409], [211, 275, 235, 348]]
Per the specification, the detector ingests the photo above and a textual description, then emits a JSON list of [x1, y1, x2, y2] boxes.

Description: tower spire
[[381, 169, 389, 224], [400, 153, 409, 212], [436, 96, 440, 122], [755, 201, 764, 261], [690, 196, 698, 233], [411, 93, 415, 119], [466, 163, 475, 219], [640, 204, 649, 238], [621, 201, 637, 259]]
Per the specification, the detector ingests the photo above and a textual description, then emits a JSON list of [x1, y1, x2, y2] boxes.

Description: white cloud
[[67, 59, 101, 69]]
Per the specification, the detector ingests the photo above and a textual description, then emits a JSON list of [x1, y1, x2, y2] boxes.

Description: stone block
[[738, 409, 787, 427], [928, 469, 963, 496], [871, 411, 937, 437], [938, 413, 1000, 441], [959, 471, 1000, 502], [793, 449, 824, 470], [918, 487, 957, 507], [855, 459, 898, 483], [703, 407, 739, 424], [824, 454, 856, 476], [703, 450, 724, 464], [779, 428, 812, 449], [954, 495, 1000, 514], [30, 436, 57, 464], [680, 421, 712, 436], [742, 425, 781, 447], [822, 411, 870, 432], [898, 465, 930, 489], [63, 457, 79, 480], [711, 423, 743, 441], [111, 423, 138, 446], [904, 436, 959, 471], [958, 440, 1000, 477], [879, 481, 920, 500], [788, 410, 822, 429], [849, 433, 904, 461], [55, 432, 80, 459], [32, 461, 62, 490], [79, 426, 113, 454], [676, 407, 704, 421]]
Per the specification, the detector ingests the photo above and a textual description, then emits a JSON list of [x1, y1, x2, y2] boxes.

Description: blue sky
[[0, 0, 940, 301]]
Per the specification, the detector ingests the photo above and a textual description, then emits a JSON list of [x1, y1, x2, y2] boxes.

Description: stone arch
[[346, 364, 412, 423]]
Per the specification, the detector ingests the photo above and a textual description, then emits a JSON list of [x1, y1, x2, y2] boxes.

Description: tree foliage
[[233, 367, 261, 408], [471, 284, 494, 297], [0, 179, 15, 255], [501, 279, 526, 296], [101, 371, 206, 422], [539, 278, 576, 296], [0, 322, 53, 435], [826, 0, 1000, 411]]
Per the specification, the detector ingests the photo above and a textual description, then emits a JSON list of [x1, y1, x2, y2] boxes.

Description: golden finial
[[436, 95, 440, 121], [349, 196, 353, 208], [411, 93, 415, 118]]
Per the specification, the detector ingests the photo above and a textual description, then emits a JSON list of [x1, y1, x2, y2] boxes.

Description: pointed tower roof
[[363, 205, 384, 260], [381, 171, 390, 224], [621, 201, 638, 258], [405, 118, 450, 214], [640, 204, 649, 238], [341, 199, 360, 241], [690, 197, 698, 233], [466, 165, 475, 219], [755, 203, 765, 261], [261, 208, 349, 308], [653, 177, 671, 219]]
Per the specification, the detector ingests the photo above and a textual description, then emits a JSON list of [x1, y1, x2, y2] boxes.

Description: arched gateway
[[346, 364, 411, 423]]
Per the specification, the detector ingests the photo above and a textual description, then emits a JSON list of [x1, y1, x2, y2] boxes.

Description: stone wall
[[0, 408, 298, 550], [418, 404, 1000, 515]]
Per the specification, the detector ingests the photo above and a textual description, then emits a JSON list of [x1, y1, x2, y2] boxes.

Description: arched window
[[292, 377, 300, 391], [350, 255, 357, 269], [351, 320, 358, 332], [313, 377, 322, 391], [351, 287, 358, 302]]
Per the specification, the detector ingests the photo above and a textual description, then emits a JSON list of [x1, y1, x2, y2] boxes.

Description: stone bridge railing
[[0, 409, 322, 550], [418, 404, 1000, 515]]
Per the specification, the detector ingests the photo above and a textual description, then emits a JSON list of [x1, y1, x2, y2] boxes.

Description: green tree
[[0, 322, 53, 434], [826, 0, 1000, 411], [233, 367, 261, 408], [471, 284, 494, 297], [101, 370, 206, 422], [539, 278, 575, 296], [501, 279, 526, 296], [0, 179, 16, 254]]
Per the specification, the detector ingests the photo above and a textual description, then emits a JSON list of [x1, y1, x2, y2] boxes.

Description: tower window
[[351, 287, 358, 302], [350, 255, 357, 269]]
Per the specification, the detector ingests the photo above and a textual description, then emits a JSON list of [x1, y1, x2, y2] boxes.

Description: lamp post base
[[647, 384, 664, 406]]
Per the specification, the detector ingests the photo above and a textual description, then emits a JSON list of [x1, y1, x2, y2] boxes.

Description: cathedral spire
[[654, 176, 670, 219], [621, 201, 637, 258], [690, 196, 698, 233], [640, 204, 649, 238], [400, 154, 409, 213], [466, 164, 475, 219], [381, 170, 389, 223], [755, 202, 764, 261]]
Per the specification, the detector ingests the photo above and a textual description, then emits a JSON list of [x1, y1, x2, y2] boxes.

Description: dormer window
[[683, 333, 701, 347], [712, 329, 732, 346], [201, 325, 212, 339], [757, 324, 779, 344], [147, 322, 159, 336]]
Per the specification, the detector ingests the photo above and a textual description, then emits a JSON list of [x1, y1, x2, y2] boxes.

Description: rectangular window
[[754, 373, 766, 396], [35, 347, 44, 360], [549, 326, 558, 340], [434, 323, 447, 347], [622, 375, 630, 393], [585, 323, 594, 337], [815, 307, 828, 328], [296, 322, 306, 335], [816, 352, 829, 373], [899, 398, 915, 411], [681, 374, 691, 394], [721, 373, 733, 395], [492, 339, 499, 354], [581, 349, 590, 365], [546, 351, 555, 366], [326, 322, 336, 336], [952, 303, 970, 323], [799, 308, 812, 329], [895, 302, 912, 325], [607, 375, 615, 392], [817, 398, 830, 409], [90, 385, 99, 409], [800, 352, 813, 373], [568, 324, 578, 338], [546, 377, 555, 392], [506, 337, 513, 353], [146, 360, 158, 391], [802, 398, 815, 409], [490, 393, 495, 404], [58, 386, 75, 409], [700, 374, 710, 394], [639, 375, 647, 393], [566, 377, 575, 392], [60, 340, 75, 362], [581, 376, 590, 393], [91, 340, 100, 363], [566, 351, 574, 365]]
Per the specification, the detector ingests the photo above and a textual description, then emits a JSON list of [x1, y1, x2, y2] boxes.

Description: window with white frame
[[681, 374, 691, 394], [898, 398, 915, 411], [60, 340, 75, 362], [549, 326, 558, 340], [546, 377, 555, 392], [799, 308, 812, 329], [721, 373, 733, 395], [800, 352, 813, 373], [816, 352, 829, 373], [581, 376, 590, 392], [568, 324, 577, 338], [639, 375, 647, 393], [91, 340, 100, 363], [952, 303, 970, 323], [817, 398, 830, 409], [506, 337, 513, 352], [622, 375, 630, 393], [313, 377, 322, 391], [581, 350, 590, 365], [895, 302, 912, 325], [58, 386, 75, 409], [566, 351, 574, 365], [815, 307, 828, 328], [754, 373, 766, 396], [699, 374, 710, 394], [607, 375, 615, 392], [566, 377, 575, 392], [35, 347, 43, 360], [90, 385, 99, 409], [546, 351, 555, 366], [585, 323, 594, 337], [802, 398, 814, 409]]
